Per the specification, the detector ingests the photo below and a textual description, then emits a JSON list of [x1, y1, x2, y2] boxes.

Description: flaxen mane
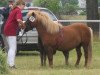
[[27, 10, 63, 34]]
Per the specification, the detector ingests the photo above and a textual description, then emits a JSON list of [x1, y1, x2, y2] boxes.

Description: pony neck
[[36, 23, 48, 37]]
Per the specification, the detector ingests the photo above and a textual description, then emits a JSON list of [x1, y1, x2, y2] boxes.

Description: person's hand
[[22, 23, 26, 29], [17, 19, 26, 29], [19, 23, 26, 29]]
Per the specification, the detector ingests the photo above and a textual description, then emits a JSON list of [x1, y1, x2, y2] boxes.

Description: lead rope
[[17, 29, 28, 45]]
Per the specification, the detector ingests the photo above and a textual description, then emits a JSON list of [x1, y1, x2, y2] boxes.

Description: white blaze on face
[[29, 16, 35, 22]]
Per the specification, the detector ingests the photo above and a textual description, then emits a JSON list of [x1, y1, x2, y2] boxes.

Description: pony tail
[[88, 27, 93, 49], [87, 27, 93, 67], [89, 27, 93, 45]]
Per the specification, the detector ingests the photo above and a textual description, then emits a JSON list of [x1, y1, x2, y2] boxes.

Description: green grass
[[1, 41, 100, 75], [0, 50, 8, 74]]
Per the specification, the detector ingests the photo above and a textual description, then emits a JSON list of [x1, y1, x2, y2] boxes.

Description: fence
[[58, 20, 100, 39]]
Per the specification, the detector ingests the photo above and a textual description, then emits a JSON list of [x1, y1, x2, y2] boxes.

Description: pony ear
[[29, 12, 36, 22], [28, 11, 36, 22], [32, 12, 35, 17]]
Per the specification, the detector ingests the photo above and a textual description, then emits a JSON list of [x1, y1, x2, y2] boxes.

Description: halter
[[24, 18, 33, 32], [19, 18, 34, 44]]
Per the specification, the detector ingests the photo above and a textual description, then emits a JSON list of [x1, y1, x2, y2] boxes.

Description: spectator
[[2, 0, 14, 21], [0, 14, 3, 34]]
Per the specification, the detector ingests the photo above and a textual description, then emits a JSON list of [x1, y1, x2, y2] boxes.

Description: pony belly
[[56, 40, 81, 51], [57, 46, 75, 51]]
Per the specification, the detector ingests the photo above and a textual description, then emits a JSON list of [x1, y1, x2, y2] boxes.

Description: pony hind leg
[[83, 43, 92, 68], [62, 51, 69, 65], [75, 45, 82, 67]]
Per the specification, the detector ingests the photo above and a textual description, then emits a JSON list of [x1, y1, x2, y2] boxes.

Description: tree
[[61, 0, 79, 15], [62, 3, 78, 15], [33, 0, 60, 15], [86, 0, 99, 35], [60, 0, 78, 6]]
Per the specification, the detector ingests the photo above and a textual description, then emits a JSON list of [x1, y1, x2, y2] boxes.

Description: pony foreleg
[[62, 51, 69, 65], [43, 51, 46, 66], [40, 51, 46, 66], [46, 47, 53, 68], [38, 36, 46, 66], [75, 46, 82, 67], [40, 51, 43, 66]]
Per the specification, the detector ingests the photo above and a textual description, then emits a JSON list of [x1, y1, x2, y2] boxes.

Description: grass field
[[1, 40, 100, 75]]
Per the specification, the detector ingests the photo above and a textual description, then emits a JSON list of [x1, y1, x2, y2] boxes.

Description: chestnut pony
[[25, 10, 93, 68]]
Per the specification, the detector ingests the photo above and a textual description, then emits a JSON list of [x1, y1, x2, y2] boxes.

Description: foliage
[[0, 50, 8, 74], [58, 0, 79, 15], [33, 0, 61, 15], [33, 0, 79, 16], [0, 0, 8, 7], [60, 0, 78, 5], [79, 10, 86, 15], [61, 3, 79, 15], [68, 0, 78, 5]]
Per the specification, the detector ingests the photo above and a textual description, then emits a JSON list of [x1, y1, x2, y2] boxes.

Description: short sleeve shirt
[[4, 7, 22, 36]]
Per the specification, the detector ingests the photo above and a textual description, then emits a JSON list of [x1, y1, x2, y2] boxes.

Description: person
[[2, 0, 14, 20], [0, 14, 3, 34], [3, 0, 26, 69], [1, 0, 14, 52]]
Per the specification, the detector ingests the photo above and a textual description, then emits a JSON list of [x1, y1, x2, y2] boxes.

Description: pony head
[[25, 10, 63, 34], [24, 10, 37, 32]]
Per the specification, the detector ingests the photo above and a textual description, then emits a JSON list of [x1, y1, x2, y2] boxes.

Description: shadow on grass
[[52, 63, 100, 70], [38, 64, 99, 70], [38, 61, 100, 70], [53, 64, 84, 70], [16, 51, 40, 56]]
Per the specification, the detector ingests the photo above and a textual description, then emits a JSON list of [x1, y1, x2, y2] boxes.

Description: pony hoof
[[75, 65, 79, 68], [75, 64, 79, 67], [65, 63, 69, 65], [49, 65, 53, 68], [41, 64, 46, 66], [84, 65, 90, 69]]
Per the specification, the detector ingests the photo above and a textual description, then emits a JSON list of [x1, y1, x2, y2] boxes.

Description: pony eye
[[29, 16, 35, 22]]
